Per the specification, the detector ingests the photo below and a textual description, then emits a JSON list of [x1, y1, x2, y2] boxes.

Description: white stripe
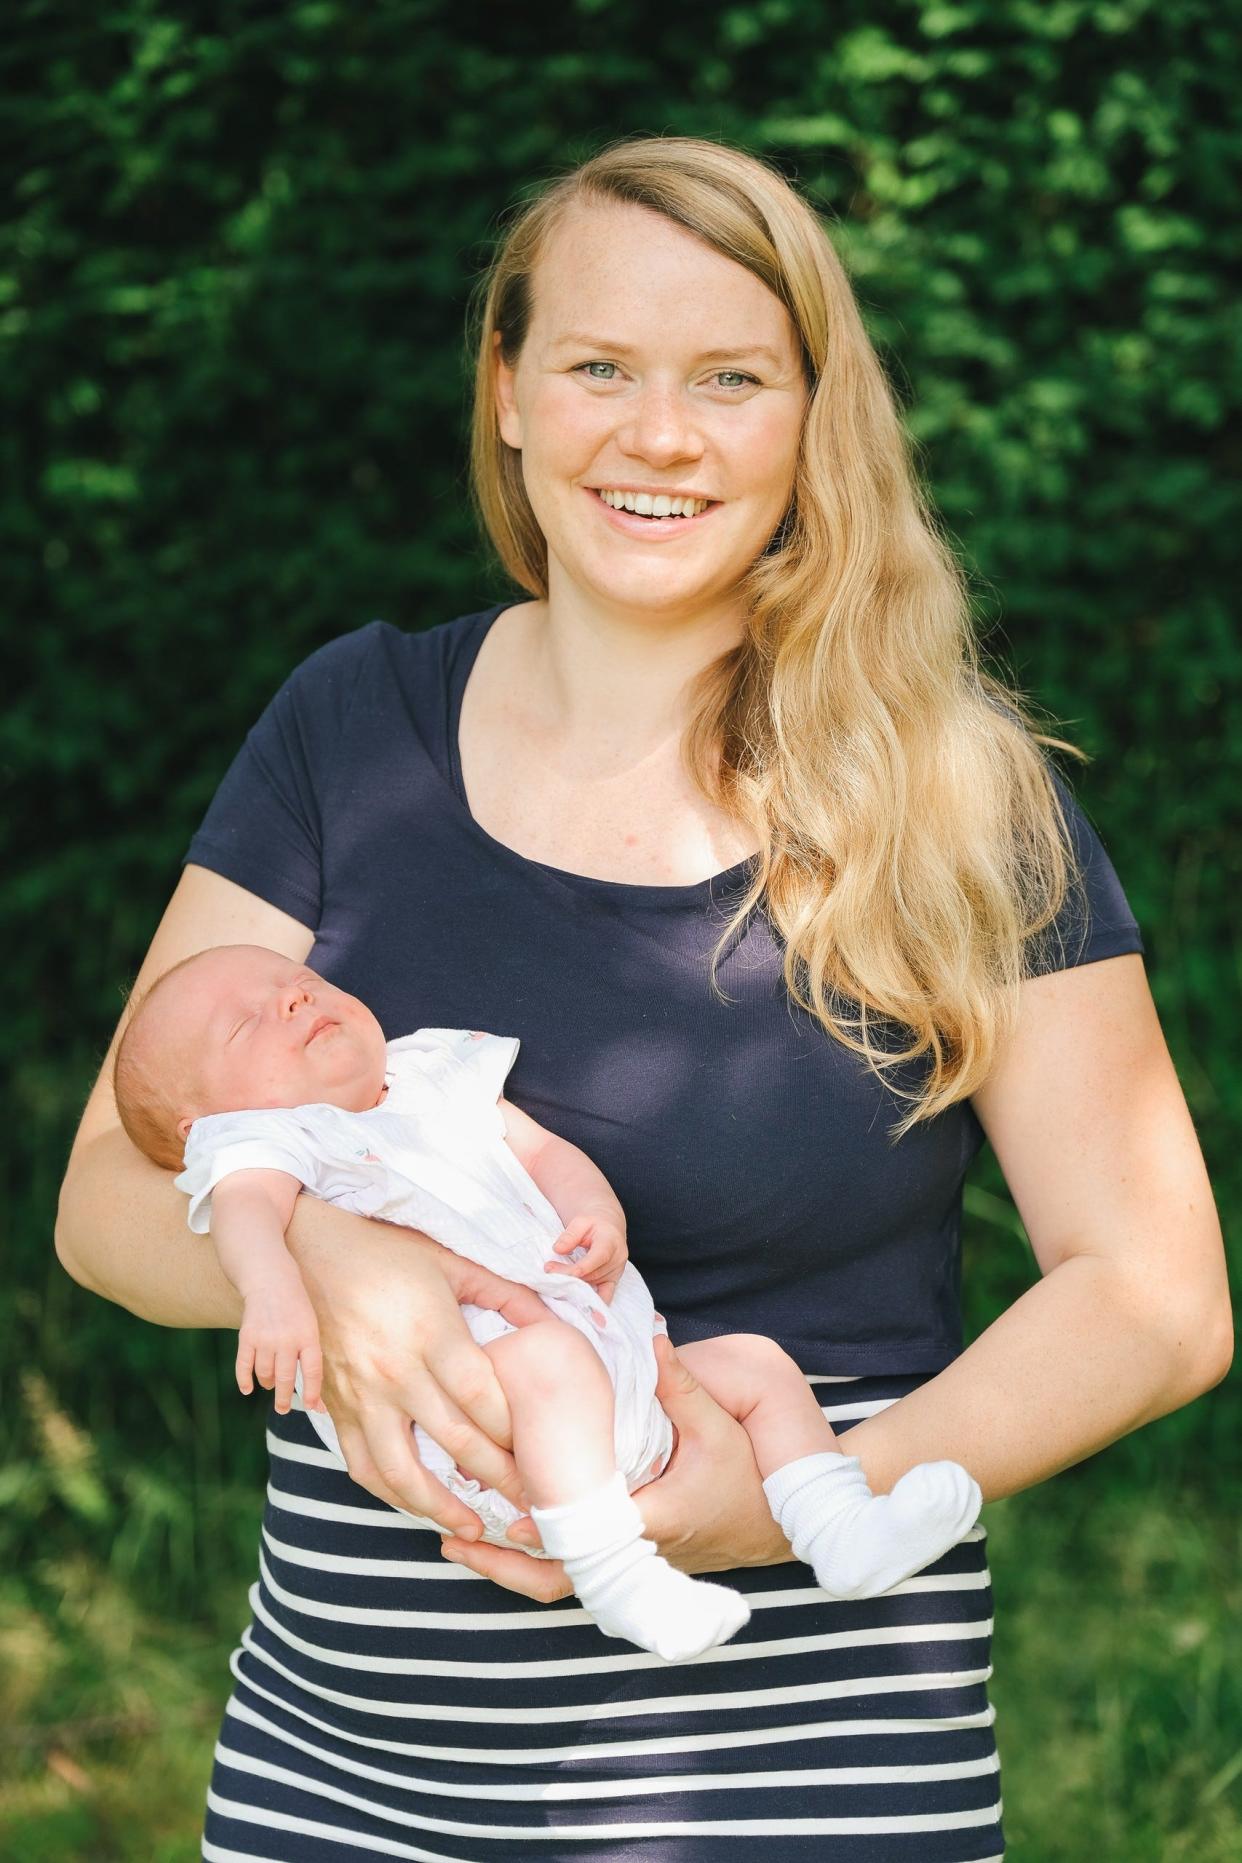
[[229, 1645, 995, 1764], [261, 1527, 458, 1581], [803, 1374, 864, 1384], [258, 1538, 990, 1631], [224, 1694, 1000, 1802], [238, 1627, 992, 1724], [266, 1481, 460, 1538], [260, 1543, 595, 1631], [267, 1429, 343, 1468], [209, 1761, 1003, 1839], [250, 1579, 993, 1679], [818, 1396, 900, 1422]]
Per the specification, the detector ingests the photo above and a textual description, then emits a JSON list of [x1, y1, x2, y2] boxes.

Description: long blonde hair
[[467, 135, 1087, 1139]]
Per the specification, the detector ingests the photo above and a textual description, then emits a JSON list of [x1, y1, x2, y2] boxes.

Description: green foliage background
[[4, 0, 1239, 1854]]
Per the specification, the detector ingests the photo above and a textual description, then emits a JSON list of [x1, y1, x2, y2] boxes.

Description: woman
[[57, 136, 1230, 1860]]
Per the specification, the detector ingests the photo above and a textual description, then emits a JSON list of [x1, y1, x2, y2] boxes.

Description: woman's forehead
[[530, 201, 798, 356]]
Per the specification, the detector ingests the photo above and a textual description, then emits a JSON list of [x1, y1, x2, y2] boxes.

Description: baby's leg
[[481, 1317, 615, 1506], [681, 1333, 981, 1600], [674, 1331, 844, 1477], [482, 1319, 749, 1662]]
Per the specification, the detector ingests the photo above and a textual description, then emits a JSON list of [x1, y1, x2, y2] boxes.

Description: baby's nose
[[279, 984, 313, 1017]]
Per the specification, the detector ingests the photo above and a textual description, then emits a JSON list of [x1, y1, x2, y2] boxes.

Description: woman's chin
[[575, 564, 738, 616]]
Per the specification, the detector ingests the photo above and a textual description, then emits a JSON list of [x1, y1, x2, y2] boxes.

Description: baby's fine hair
[[113, 953, 206, 1172]]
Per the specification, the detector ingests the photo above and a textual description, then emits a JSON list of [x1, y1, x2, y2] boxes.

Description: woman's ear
[[493, 331, 523, 450]]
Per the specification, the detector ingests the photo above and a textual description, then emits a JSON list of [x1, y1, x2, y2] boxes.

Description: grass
[[988, 1476, 1242, 1858]]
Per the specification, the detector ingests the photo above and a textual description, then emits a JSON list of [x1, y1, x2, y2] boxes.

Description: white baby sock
[[530, 1471, 751, 1663], [762, 1451, 982, 1599]]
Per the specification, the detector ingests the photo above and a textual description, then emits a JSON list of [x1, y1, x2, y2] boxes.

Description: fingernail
[[441, 1545, 463, 1563]]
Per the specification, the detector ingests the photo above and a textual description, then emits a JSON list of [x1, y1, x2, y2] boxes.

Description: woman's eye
[[573, 361, 758, 391]]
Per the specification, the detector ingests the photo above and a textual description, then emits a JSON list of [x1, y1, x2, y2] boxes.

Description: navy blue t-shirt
[[184, 602, 1145, 1376]]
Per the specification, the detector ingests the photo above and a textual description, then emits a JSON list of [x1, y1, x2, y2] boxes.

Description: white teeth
[[597, 489, 708, 518]]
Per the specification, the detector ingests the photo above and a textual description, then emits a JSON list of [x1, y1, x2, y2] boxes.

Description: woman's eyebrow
[[547, 333, 785, 368]]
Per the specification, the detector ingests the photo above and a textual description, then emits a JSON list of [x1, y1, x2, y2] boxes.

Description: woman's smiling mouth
[[585, 486, 721, 539]]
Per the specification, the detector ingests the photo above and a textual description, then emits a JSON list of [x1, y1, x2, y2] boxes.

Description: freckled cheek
[[731, 411, 800, 502], [525, 384, 614, 471]]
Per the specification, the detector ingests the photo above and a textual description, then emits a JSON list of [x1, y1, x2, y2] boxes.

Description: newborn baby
[[114, 943, 982, 1662]]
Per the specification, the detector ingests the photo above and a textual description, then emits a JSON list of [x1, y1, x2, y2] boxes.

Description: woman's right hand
[[288, 1195, 549, 1535]]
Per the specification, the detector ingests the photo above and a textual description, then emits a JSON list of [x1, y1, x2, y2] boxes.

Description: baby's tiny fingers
[[301, 1345, 324, 1412], [274, 1350, 299, 1415]]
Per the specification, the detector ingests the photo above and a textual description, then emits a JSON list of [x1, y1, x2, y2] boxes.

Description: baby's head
[[114, 944, 388, 1169]]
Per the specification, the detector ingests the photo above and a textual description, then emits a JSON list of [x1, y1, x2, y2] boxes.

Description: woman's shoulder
[[279, 606, 492, 715]]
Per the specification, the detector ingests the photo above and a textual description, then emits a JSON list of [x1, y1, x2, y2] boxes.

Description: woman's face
[[494, 201, 809, 620]]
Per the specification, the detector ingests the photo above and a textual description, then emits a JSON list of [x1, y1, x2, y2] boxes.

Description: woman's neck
[[529, 586, 745, 760]]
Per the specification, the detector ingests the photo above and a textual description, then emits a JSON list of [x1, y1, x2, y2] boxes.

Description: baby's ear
[[176, 1113, 196, 1141]]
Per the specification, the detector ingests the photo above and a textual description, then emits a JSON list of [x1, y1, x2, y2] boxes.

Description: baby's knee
[[485, 1316, 604, 1400], [702, 1331, 795, 1379]]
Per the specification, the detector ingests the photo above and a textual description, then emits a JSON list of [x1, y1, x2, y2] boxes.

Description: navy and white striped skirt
[[202, 1371, 1004, 1860]]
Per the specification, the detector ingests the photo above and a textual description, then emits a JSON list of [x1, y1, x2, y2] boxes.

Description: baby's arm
[[498, 1098, 628, 1303], [210, 1168, 324, 1415]]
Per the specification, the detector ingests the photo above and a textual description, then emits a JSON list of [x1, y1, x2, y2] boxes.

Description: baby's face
[[154, 945, 389, 1137]]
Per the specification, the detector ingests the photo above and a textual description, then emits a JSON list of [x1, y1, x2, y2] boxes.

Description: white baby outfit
[[176, 1029, 674, 1550]]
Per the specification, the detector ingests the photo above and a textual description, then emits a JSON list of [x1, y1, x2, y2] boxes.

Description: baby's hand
[[544, 1212, 628, 1305], [236, 1274, 324, 1416]]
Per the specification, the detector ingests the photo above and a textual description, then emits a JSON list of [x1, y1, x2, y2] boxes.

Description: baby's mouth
[[305, 1016, 336, 1044]]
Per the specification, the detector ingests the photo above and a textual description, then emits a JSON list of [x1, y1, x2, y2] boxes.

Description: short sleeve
[[1024, 767, 1145, 978], [399, 1027, 520, 1137], [183, 623, 385, 929], [453, 1029, 521, 1110], [175, 1110, 322, 1234]]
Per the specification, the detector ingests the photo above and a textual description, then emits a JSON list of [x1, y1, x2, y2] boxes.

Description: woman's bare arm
[[841, 952, 1232, 1498], [55, 863, 551, 1529]]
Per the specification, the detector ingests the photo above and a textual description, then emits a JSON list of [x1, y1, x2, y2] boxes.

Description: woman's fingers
[[333, 1410, 485, 1539], [443, 1254, 550, 1332], [440, 1535, 574, 1602], [411, 1353, 527, 1508], [422, 1320, 515, 1450], [235, 1340, 256, 1396]]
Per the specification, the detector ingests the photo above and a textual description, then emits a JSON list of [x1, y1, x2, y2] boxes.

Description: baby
[[114, 943, 982, 1663]]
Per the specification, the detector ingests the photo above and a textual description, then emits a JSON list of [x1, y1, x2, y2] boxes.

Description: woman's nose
[[619, 383, 703, 465]]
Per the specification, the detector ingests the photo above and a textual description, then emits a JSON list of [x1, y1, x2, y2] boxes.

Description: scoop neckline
[[444, 601, 760, 904]]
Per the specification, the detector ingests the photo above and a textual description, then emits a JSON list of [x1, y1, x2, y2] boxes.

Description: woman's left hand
[[437, 1334, 793, 1598]]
